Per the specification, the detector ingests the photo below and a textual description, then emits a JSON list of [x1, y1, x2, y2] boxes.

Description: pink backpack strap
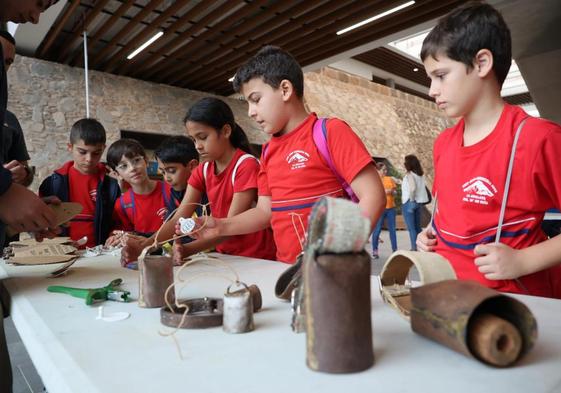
[[313, 118, 359, 202]]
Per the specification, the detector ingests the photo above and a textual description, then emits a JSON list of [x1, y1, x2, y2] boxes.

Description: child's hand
[[416, 226, 437, 251], [190, 216, 221, 240], [474, 243, 527, 280], [105, 230, 125, 247]]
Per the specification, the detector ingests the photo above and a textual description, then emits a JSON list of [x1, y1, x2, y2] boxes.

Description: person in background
[[371, 162, 398, 259], [401, 154, 428, 251]]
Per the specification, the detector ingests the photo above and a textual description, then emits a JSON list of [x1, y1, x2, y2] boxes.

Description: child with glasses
[[105, 138, 172, 244]]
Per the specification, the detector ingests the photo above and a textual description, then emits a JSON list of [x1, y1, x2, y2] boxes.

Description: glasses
[[116, 156, 145, 172]]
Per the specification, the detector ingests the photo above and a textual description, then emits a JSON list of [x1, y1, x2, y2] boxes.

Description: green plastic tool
[[47, 278, 131, 305]]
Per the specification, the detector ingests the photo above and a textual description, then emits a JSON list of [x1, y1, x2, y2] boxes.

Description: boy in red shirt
[[106, 138, 171, 240], [192, 46, 385, 264], [417, 2, 561, 298], [39, 118, 120, 247]]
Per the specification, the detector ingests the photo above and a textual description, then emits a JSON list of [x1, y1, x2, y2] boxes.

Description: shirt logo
[[89, 189, 97, 202], [462, 177, 497, 205], [157, 207, 168, 220], [286, 150, 309, 170]]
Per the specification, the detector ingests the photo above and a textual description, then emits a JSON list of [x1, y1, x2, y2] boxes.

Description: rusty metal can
[[138, 255, 175, 308], [304, 251, 374, 373], [410, 280, 537, 367]]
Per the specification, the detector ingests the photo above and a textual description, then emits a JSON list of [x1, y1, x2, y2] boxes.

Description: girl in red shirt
[[160, 97, 276, 262]]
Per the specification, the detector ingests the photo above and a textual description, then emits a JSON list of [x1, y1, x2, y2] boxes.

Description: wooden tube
[[468, 313, 522, 367]]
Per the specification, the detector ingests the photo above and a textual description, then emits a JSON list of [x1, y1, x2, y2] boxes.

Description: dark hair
[[404, 154, 424, 176], [0, 30, 15, 46], [69, 118, 106, 145], [183, 97, 253, 155], [420, 1, 511, 86], [233, 45, 304, 97], [106, 138, 146, 170], [154, 135, 199, 165]]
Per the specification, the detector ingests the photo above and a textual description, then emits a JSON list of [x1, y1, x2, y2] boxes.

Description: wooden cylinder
[[138, 255, 175, 308], [468, 313, 522, 367], [305, 251, 374, 373]]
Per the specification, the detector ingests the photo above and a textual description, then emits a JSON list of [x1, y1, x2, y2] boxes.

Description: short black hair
[[69, 118, 106, 145], [154, 135, 198, 165], [0, 30, 15, 46], [233, 45, 304, 97], [420, 1, 512, 86], [106, 138, 146, 170]]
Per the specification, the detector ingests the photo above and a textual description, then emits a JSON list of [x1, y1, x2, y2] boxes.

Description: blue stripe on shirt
[[271, 201, 317, 212], [432, 222, 530, 250]]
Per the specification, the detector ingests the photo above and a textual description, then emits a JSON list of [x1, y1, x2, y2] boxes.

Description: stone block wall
[[7, 56, 453, 191], [303, 68, 454, 187]]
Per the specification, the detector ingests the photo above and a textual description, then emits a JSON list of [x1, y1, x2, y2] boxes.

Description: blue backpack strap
[[119, 190, 135, 228], [312, 118, 359, 202]]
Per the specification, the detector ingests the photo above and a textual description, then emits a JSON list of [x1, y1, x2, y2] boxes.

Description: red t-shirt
[[113, 181, 170, 235], [259, 113, 373, 263], [68, 165, 99, 248], [189, 148, 276, 260], [432, 104, 561, 297]]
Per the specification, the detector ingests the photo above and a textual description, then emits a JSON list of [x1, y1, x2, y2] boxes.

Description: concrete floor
[[4, 229, 415, 393]]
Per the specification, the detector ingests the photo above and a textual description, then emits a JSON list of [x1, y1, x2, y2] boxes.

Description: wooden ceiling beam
[[103, 1, 190, 73], [56, 0, 111, 64], [68, 0, 136, 67], [90, 0, 164, 69], [179, 0, 361, 89], [114, 0, 210, 76], [141, 0, 263, 82], [161, 0, 307, 86], [36, 0, 81, 59], [134, 0, 243, 80], [295, 0, 464, 66]]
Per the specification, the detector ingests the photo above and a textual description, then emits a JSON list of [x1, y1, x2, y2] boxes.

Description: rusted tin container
[[410, 280, 537, 367], [160, 297, 223, 329], [138, 255, 175, 308], [304, 251, 374, 373]]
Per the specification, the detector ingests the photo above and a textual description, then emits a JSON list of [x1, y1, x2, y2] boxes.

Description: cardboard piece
[[9, 255, 77, 265]]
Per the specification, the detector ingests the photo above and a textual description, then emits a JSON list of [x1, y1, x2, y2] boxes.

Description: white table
[[1, 254, 561, 393]]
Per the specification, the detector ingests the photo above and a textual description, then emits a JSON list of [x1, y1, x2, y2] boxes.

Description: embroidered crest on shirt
[[462, 177, 497, 205], [157, 207, 168, 220], [286, 150, 309, 170], [89, 189, 97, 202]]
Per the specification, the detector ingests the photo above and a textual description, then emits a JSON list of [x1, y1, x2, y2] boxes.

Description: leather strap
[[379, 250, 456, 320]]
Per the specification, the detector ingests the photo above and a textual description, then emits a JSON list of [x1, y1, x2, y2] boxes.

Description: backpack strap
[[119, 190, 135, 228], [231, 153, 258, 186], [312, 118, 359, 202]]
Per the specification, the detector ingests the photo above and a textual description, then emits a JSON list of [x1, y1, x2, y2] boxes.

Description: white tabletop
[[1, 253, 561, 393]]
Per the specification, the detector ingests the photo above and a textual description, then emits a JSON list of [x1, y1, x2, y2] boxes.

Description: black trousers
[[0, 281, 12, 393]]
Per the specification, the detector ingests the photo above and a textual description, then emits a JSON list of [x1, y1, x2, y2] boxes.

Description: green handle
[[47, 285, 107, 305]]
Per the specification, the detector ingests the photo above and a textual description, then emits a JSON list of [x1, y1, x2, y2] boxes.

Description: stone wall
[[303, 68, 454, 187], [7, 56, 453, 191]]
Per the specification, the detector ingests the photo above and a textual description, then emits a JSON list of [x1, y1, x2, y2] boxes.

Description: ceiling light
[[336, 1, 415, 35], [127, 31, 164, 60]]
